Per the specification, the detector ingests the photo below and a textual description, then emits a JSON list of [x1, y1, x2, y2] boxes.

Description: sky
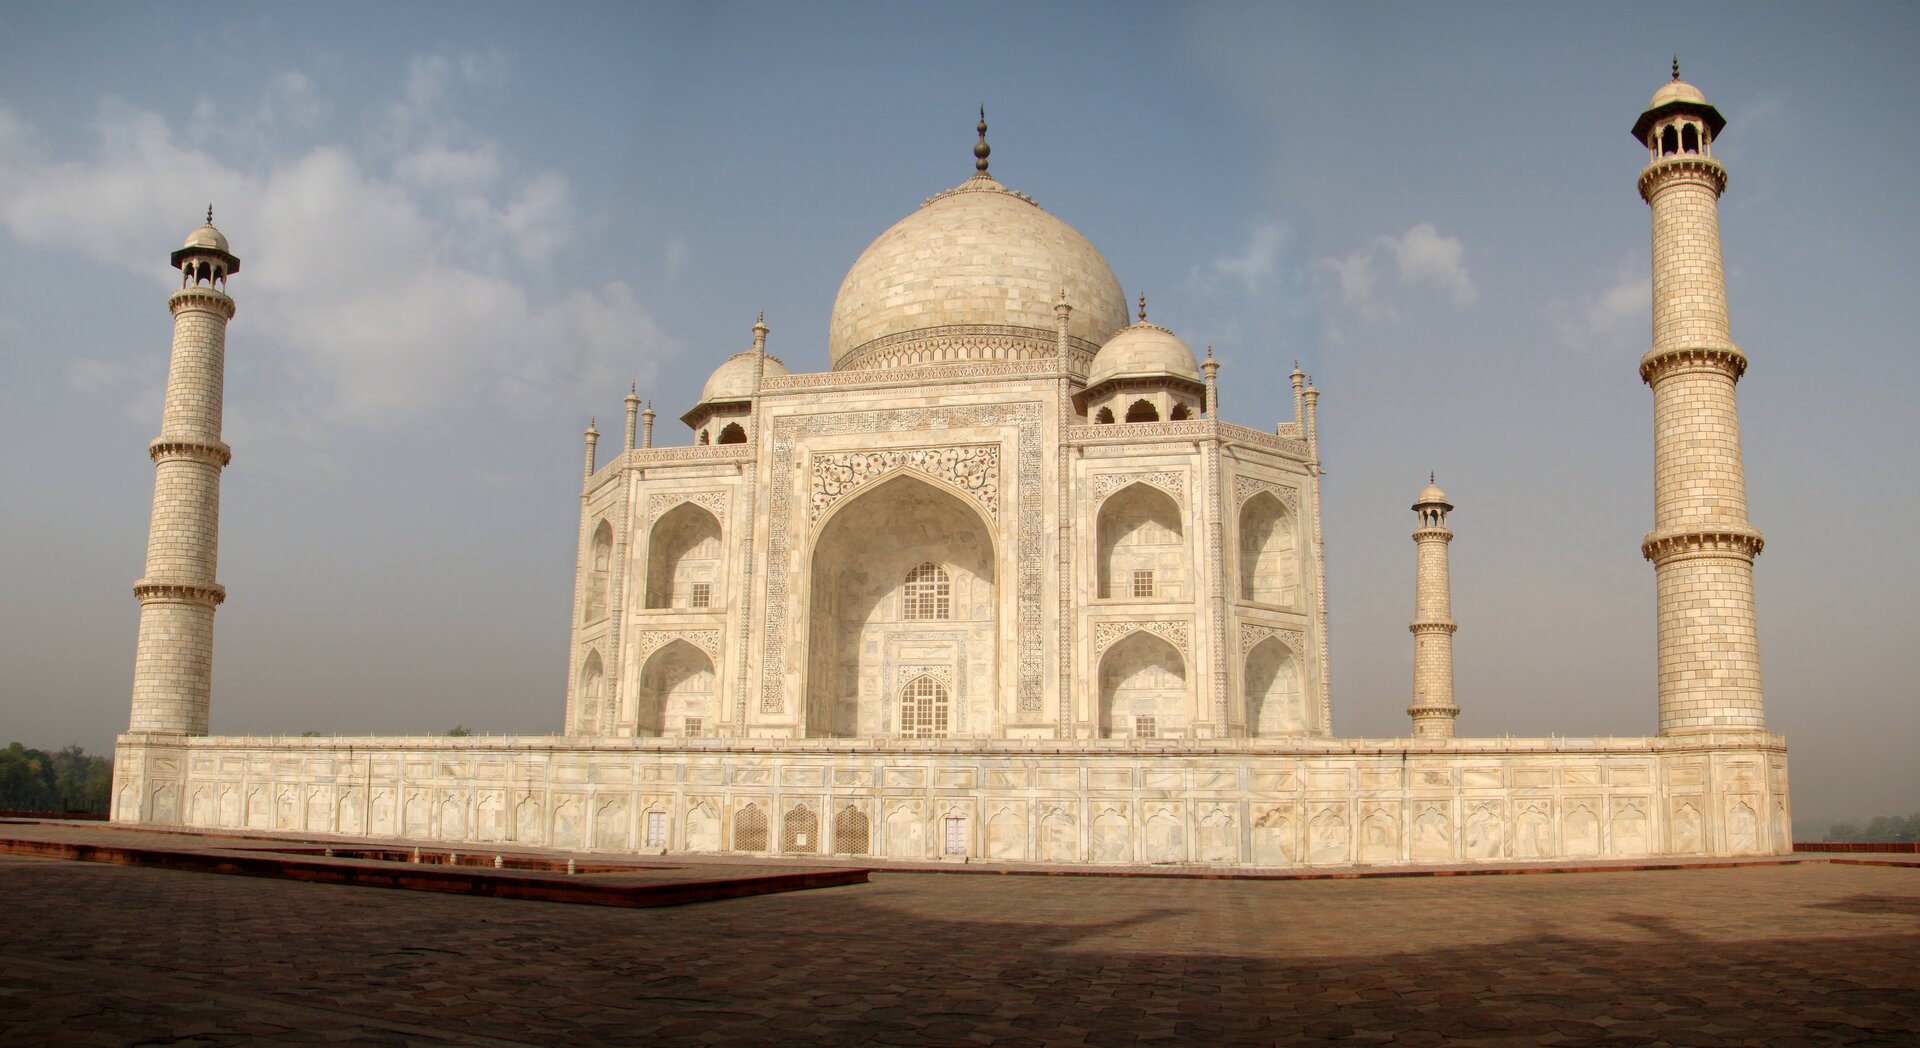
[[2, 3, 1915, 826]]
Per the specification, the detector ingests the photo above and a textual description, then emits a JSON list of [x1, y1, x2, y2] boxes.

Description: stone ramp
[[0, 820, 866, 908]]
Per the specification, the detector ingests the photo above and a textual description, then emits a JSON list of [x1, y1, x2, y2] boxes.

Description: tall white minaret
[[1408, 475, 1458, 738], [128, 210, 238, 736], [1634, 63, 1766, 735]]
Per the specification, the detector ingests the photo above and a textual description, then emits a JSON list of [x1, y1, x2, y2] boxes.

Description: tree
[[0, 742, 111, 813], [446, 725, 473, 737]]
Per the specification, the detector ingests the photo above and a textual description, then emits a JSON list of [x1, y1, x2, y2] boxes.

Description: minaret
[[128, 210, 239, 735], [624, 383, 641, 453], [641, 400, 656, 449], [1201, 345, 1219, 418], [582, 418, 599, 486], [1408, 475, 1459, 738], [1633, 64, 1766, 735]]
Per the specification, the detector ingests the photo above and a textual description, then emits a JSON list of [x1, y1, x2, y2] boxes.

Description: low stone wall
[[112, 733, 1790, 867]]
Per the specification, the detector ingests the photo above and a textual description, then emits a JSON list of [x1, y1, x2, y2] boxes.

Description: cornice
[[168, 287, 236, 319], [1641, 526, 1764, 563], [133, 579, 226, 606], [149, 437, 232, 467], [1638, 155, 1727, 202]]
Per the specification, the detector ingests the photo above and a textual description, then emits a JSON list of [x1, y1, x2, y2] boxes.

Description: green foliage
[[446, 725, 473, 737], [0, 742, 113, 814], [1824, 812, 1920, 842], [299, 730, 323, 737]]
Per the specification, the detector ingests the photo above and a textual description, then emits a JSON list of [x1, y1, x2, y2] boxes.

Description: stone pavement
[[4, 848, 1917, 1045]]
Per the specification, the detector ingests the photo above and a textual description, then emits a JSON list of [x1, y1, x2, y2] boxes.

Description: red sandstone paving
[[2, 849, 1917, 1045]]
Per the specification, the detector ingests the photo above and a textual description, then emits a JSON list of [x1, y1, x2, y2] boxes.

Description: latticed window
[[1132, 569, 1155, 598], [900, 675, 950, 739], [902, 562, 950, 620], [782, 804, 818, 853], [644, 810, 666, 848], [734, 804, 768, 851], [833, 805, 870, 854], [1135, 715, 1158, 739], [690, 582, 712, 608], [682, 717, 703, 738]]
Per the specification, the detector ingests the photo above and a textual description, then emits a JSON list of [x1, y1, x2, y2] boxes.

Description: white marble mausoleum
[[113, 73, 1790, 866]]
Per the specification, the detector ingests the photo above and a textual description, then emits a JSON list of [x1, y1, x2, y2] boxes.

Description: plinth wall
[[112, 734, 1790, 866]]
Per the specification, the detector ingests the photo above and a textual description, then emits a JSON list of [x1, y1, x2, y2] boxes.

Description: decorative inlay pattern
[[896, 664, 956, 689], [809, 445, 999, 527], [764, 357, 1076, 391], [1092, 620, 1190, 657], [1240, 623, 1305, 659], [648, 490, 728, 524], [834, 324, 1101, 375], [1090, 471, 1184, 507], [762, 403, 1044, 713], [1233, 475, 1299, 512], [626, 445, 752, 466], [636, 629, 721, 663]]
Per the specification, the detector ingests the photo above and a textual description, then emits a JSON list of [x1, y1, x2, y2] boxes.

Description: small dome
[[1413, 479, 1451, 509], [1650, 78, 1707, 108], [182, 222, 230, 253], [700, 350, 789, 403], [828, 175, 1130, 369], [1084, 321, 1201, 388]]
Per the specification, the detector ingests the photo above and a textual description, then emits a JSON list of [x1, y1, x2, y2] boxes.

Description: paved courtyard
[[4, 852, 1917, 1045]]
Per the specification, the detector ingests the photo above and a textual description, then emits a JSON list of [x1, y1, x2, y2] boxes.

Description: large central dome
[[828, 170, 1130, 373]]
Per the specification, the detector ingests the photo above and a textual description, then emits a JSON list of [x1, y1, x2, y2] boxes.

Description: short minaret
[[1289, 360, 1305, 429], [1201, 345, 1219, 417], [1408, 474, 1459, 738], [1633, 64, 1766, 735], [582, 418, 599, 487], [624, 383, 640, 453], [128, 210, 239, 736], [640, 400, 656, 449]]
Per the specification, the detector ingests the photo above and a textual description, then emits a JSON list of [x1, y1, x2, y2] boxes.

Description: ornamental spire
[[1137, 292, 1147, 323], [1672, 55, 1681, 81], [974, 105, 991, 174]]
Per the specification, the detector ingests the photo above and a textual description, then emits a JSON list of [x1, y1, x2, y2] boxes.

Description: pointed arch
[[1097, 482, 1184, 600], [646, 502, 722, 609], [899, 673, 951, 738], [1169, 403, 1192, 421], [576, 649, 606, 734], [734, 803, 768, 851], [832, 805, 870, 855], [1681, 122, 1699, 153], [1094, 406, 1115, 424], [1124, 399, 1159, 422], [1097, 630, 1186, 738], [1244, 635, 1307, 735], [1238, 490, 1298, 605], [717, 422, 747, 444], [584, 519, 613, 621], [635, 638, 715, 737], [1661, 124, 1679, 155], [806, 473, 996, 738]]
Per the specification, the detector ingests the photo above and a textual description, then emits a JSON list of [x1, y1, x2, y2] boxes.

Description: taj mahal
[[111, 69, 1790, 866]]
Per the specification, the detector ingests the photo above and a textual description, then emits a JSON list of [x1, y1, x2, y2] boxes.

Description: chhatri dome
[[1085, 313, 1202, 387], [700, 348, 790, 403], [827, 111, 1130, 372]]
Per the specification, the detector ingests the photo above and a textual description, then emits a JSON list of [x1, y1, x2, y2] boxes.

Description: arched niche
[[1124, 399, 1159, 422], [576, 650, 606, 734], [1238, 491, 1298, 605], [1097, 631, 1187, 738], [635, 639, 715, 737], [584, 519, 613, 621], [646, 503, 722, 609], [1244, 636, 1308, 736], [718, 422, 747, 444], [1096, 483, 1184, 600], [805, 474, 996, 738]]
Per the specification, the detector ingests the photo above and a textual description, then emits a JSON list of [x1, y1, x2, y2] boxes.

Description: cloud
[[1313, 222, 1475, 319], [1552, 267, 1649, 353], [1191, 220, 1292, 297], [0, 54, 675, 429]]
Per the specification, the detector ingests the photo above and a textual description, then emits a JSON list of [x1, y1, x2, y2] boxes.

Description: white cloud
[[1552, 267, 1649, 352], [1191, 220, 1291, 297], [0, 54, 674, 429], [1311, 222, 1475, 321], [1386, 222, 1475, 306]]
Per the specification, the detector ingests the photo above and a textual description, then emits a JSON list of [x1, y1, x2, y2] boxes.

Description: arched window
[[900, 675, 950, 738], [902, 562, 950, 620], [1169, 403, 1192, 421], [1094, 406, 1115, 424], [734, 804, 768, 851], [832, 805, 870, 854], [1661, 125, 1679, 156], [577, 650, 605, 734], [697, 429, 710, 445], [1125, 399, 1160, 423], [717, 422, 747, 444], [584, 520, 613, 621], [1681, 123, 1699, 153], [646, 503, 722, 610]]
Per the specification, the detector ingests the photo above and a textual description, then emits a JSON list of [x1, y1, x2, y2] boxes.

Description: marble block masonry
[[113, 71, 1788, 866]]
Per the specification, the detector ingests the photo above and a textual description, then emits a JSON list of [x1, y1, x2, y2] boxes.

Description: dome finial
[[974, 105, 991, 174], [1138, 292, 1147, 323], [1672, 55, 1680, 81], [1430, 470, 1436, 484], [206, 204, 213, 225]]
